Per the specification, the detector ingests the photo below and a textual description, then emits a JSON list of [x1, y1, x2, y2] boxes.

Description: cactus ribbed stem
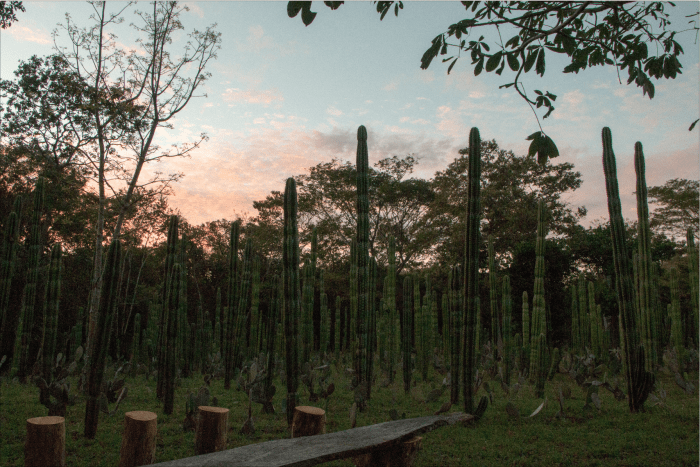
[[224, 221, 240, 390], [41, 244, 62, 384], [402, 275, 413, 394], [501, 275, 512, 385], [283, 177, 301, 426], [356, 125, 371, 408], [488, 235, 500, 357], [85, 238, 122, 438], [387, 235, 397, 383], [463, 127, 482, 414]]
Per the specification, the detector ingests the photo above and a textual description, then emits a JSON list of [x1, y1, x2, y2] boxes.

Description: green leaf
[[447, 57, 458, 74], [474, 58, 484, 76], [485, 51, 502, 72], [689, 119, 699, 132], [524, 50, 537, 73], [507, 53, 519, 71], [536, 48, 546, 76]]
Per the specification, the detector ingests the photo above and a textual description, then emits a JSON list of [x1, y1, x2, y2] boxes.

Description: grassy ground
[[0, 356, 697, 466]]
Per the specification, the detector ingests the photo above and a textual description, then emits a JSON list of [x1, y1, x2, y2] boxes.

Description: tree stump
[[195, 406, 229, 455], [291, 406, 326, 438], [353, 435, 423, 467], [119, 411, 157, 467], [25, 416, 65, 467]]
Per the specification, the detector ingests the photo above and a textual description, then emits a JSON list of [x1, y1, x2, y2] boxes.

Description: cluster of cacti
[[233, 238, 254, 371], [529, 199, 548, 399], [601, 127, 654, 412], [283, 177, 301, 426], [85, 238, 122, 438], [17, 177, 45, 381], [259, 274, 280, 414], [301, 228, 316, 363], [463, 127, 482, 414]]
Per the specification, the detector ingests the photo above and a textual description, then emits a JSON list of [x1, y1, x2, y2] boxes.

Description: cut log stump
[[119, 411, 157, 467], [353, 435, 423, 467], [25, 416, 65, 467], [195, 406, 229, 455], [291, 406, 326, 438]]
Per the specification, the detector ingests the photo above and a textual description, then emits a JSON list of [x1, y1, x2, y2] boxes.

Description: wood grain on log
[[195, 406, 229, 455], [152, 412, 472, 467], [25, 416, 65, 467], [119, 411, 157, 467], [291, 406, 326, 438]]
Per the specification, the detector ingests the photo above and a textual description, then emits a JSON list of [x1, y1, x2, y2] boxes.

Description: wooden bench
[[152, 411, 473, 467]]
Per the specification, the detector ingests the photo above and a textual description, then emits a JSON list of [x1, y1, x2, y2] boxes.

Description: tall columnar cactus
[[0, 196, 21, 366], [577, 274, 589, 353], [587, 282, 601, 359], [463, 127, 482, 414], [163, 260, 182, 416], [601, 127, 654, 412], [634, 143, 656, 371], [402, 275, 413, 394], [309, 227, 318, 353], [41, 243, 62, 384], [224, 220, 240, 390], [355, 125, 371, 408], [449, 265, 462, 404], [215, 287, 222, 353], [233, 238, 253, 371], [84, 238, 122, 438], [334, 296, 341, 361], [250, 255, 261, 357], [488, 235, 500, 357], [386, 235, 397, 383], [283, 177, 301, 426], [157, 215, 179, 400], [178, 233, 190, 377], [366, 256, 377, 400], [570, 283, 580, 354], [18, 177, 45, 380], [349, 239, 358, 372], [669, 267, 683, 361], [501, 275, 512, 385], [522, 291, 529, 371], [319, 269, 328, 355], [529, 199, 548, 394], [301, 263, 313, 364], [262, 274, 280, 414], [686, 229, 698, 348]]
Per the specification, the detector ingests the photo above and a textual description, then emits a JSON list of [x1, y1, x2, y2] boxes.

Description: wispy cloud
[[383, 80, 398, 91], [6, 25, 51, 44], [222, 88, 283, 105], [327, 105, 343, 116]]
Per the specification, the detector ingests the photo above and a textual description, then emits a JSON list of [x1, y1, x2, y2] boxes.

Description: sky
[[1, 1, 699, 234]]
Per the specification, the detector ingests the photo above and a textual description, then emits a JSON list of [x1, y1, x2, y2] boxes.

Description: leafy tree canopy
[[0, 1, 24, 29], [427, 139, 584, 268], [252, 154, 433, 273], [646, 178, 699, 240]]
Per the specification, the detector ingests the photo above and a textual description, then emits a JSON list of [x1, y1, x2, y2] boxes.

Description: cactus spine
[[463, 127, 482, 414], [601, 127, 654, 412], [283, 177, 301, 426], [84, 238, 122, 438]]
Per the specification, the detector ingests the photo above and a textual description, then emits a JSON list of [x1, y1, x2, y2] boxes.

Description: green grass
[[0, 357, 697, 466]]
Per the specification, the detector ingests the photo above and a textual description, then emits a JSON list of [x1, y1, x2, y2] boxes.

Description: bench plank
[[152, 412, 472, 467]]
